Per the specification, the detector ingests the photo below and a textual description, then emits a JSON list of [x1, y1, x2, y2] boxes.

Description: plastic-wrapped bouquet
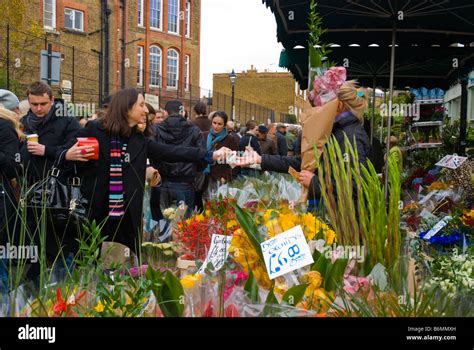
[[308, 66, 347, 107]]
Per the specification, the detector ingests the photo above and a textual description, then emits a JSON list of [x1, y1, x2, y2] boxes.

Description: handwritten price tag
[[197, 234, 232, 274], [435, 155, 467, 170], [261, 225, 314, 280]]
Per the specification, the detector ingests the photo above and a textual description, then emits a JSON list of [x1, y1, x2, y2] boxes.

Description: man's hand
[[27, 141, 46, 156], [212, 147, 232, 162], [235, 149, 261, 167], [298, 170, 315, 188]]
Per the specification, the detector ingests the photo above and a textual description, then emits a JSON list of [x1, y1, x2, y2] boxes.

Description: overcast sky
[[200, 0, 286, 93]]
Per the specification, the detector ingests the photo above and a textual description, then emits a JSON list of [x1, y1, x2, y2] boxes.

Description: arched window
[[167, 49, 179, 89], [149, 46, 162, 87]]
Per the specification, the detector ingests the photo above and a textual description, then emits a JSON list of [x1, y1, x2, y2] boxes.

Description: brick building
[[213, 66, 304, 124], [2, 0, 201, 112]]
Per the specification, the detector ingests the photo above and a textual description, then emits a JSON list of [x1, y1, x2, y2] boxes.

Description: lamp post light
[[229, 69, 237, 120]]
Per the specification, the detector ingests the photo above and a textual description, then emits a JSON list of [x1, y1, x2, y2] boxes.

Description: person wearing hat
[[257, 124, 277, 155], [269, 123, 288, 156], [0, 89, 20, 114]]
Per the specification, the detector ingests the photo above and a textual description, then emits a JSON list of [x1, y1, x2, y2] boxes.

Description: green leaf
[[311, 250, 329, 273], [282, 284, 308, 306], [156, 271, 185, 317], [244, 270, 260, 303], [263, 289, 279, 316], [324, 258, 348, 292], [235, 205, 265, 261]]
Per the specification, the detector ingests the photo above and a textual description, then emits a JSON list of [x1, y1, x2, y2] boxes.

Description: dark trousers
[[160, 181, 195, 219]]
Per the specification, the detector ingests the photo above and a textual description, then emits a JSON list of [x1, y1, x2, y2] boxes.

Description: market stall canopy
[[280, 46, 474, 90], [263, 0, 474, 49]]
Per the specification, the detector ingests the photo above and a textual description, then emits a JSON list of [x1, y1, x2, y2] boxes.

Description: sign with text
[[261, 225, 313, 280], [435, 155, 467, 169], [197, 234, 232, 274], [423, 216, 452, 240]]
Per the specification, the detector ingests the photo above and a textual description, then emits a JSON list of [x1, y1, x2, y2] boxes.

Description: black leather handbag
[[23, 150, 88, 224]]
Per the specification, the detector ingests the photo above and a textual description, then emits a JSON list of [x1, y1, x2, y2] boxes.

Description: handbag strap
[[51, 149, 81, 186]]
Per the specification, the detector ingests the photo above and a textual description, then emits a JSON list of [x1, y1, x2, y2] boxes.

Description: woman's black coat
[[0, 119, 20, 243], [61, 120, 207, 252], [261, 114, 373, 200]]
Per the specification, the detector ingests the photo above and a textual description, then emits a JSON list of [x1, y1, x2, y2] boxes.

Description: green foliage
[[235, 205, 265, 261], [244, 270, 260, 303], [318, 135, 403, 288], [282, 284, 308, 306]]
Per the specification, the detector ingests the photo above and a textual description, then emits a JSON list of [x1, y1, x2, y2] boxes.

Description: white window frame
[[167, 49, 179, 89], [149, 45, 162, 88], [137, 46, 144, 86], [184, 55, 190, 91], [168, 0, 180, 35], [150, 0, 163, 31], [64, 8, 84, 32], [185, 0, 191, 38], [43, 0, 56, 30], [137, 0, 144, 27]]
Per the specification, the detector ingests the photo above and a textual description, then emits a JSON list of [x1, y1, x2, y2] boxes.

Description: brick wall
[[213, 67, 296, 123]]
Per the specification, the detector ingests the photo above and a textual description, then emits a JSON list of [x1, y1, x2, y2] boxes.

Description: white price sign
[[435, 155, 467, 169], [261, 225, 314, 280], [197, 234, 232, 274]]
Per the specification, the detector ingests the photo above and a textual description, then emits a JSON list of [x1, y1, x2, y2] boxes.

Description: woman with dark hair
[[63, 88, 228, 253], [202, 111, 239, 193]]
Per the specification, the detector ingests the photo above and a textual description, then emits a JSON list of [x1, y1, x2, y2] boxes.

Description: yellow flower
[[195, 214, 205, 222], [325, 229, 336, 245], [227, 220, 238, 229], [205, 210, 211, 217], [279, 212, 298, 232], [180, 274, 202, 289], [94, 301, 104, 313], [305, 271, 323, 289], [262, 209, 278, 223], [426, 181, 449, 193]]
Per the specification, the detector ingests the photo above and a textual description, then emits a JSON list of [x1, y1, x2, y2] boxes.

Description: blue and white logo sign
[[261, 225, 314, 280]]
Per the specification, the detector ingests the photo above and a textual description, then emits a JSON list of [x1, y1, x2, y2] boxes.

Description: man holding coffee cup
[[21, 81, 81, 184]]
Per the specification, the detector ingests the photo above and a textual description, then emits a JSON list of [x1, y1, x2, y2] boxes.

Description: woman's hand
[[146, 167, 161, 187], [65, 141, 95, 162], [298, 170, 315, 188]]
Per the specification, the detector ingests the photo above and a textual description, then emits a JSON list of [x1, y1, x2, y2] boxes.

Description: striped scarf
[[108, 135, 128, 218]]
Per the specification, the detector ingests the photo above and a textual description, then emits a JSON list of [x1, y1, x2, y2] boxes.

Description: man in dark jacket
[[239, 120, 261, 177], [153, 100, 205, 218], [269, 123, 288, 156], [21, 81, 81, 184], [20, 82, 81, 276], [257, 125, 277, 155]]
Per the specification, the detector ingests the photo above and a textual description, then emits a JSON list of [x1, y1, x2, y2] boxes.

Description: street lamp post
[[229, 69, 237, 120]]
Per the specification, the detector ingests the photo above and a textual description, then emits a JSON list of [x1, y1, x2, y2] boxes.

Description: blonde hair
[[0, 107, 25, 139], [337, 80, 368, 122]]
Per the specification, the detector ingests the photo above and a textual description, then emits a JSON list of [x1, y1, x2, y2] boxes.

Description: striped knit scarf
[[108, 135, 128, 218]]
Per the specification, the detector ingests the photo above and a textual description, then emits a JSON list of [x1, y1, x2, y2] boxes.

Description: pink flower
[[309, 66, 347, 107]]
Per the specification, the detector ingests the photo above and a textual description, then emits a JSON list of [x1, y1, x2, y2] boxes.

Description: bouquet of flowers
[[308, 66, 347, 107]]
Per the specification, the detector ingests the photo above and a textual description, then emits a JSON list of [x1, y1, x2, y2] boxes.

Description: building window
[[167, 49, 179, 89], [43, 0, 56, 30], [149, 46, 162, 87], [168, 0, 179, 34], [137, 0, 144, 27], [185, 0, 191, 38], [184, 55, 190, 91], [64, 8, 84, 32], [137, 46, 144, 86], [150, 0, 162, 30]]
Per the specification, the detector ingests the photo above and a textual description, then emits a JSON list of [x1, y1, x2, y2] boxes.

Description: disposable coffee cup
[[26, 134, 39, 143]]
